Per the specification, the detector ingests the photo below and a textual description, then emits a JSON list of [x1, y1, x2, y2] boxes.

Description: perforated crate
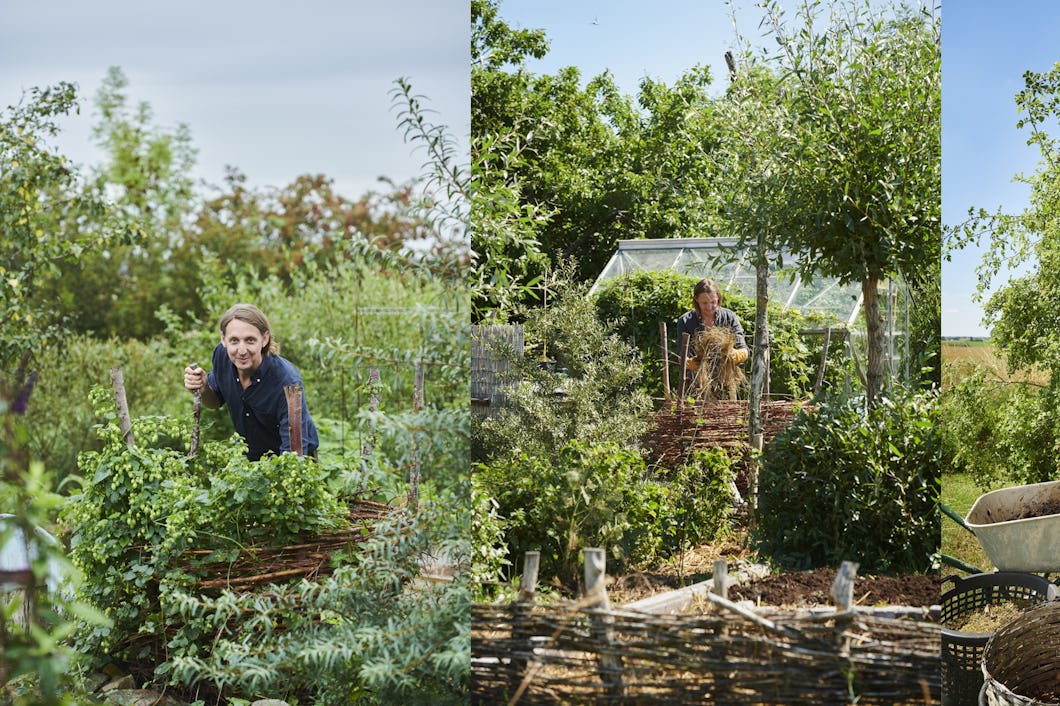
[[941, 572, 1057, 706]]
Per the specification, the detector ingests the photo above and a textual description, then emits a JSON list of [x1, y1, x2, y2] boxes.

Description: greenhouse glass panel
[[591, 238, 871, 325]]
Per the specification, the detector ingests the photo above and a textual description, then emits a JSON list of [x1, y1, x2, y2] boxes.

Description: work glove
[[727, 348, 749, 365]]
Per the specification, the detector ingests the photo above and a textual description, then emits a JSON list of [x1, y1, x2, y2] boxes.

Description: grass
[[942, 341, 1049, 389], [940, 471, 1006, 576]]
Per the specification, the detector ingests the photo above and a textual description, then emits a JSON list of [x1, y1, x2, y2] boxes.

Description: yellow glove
[[685, 357, 700, 372], [727, 348, 749, 364]]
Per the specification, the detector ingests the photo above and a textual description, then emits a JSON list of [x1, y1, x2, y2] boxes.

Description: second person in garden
[[676, 278, 749, 400], [182, 303, 319, 460]]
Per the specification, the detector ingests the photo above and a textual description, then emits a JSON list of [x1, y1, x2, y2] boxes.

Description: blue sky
[[941, 2, 1060, 337], [499, 1, 1059, 338], [0, 1, 470, 201]]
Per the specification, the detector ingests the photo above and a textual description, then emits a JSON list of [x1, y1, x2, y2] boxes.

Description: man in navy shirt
[[183, 304, 319, 460]]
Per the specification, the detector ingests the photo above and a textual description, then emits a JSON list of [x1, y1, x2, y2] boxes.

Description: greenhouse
[[590, 237, 914, 384]]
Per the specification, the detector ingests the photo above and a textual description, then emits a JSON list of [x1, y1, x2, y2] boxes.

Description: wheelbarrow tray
[[965, 480, 1060, 573]]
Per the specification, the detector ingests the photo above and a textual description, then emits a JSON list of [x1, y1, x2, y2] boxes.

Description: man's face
[[694, 291, 719, 322], [223, 318, 269, 375]]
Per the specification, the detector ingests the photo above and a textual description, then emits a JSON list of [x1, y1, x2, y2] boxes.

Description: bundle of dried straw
[[690, 327, 746, 401]]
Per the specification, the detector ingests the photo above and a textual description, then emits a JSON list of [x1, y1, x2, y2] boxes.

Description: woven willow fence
[[472, 552, 941, 705], [473, 604, 940, 704]]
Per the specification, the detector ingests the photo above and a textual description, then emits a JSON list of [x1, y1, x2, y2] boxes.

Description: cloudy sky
[[0, 1, 470, 200]]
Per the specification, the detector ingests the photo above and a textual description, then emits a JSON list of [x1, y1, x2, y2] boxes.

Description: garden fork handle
[[189, 363, 202, 457]]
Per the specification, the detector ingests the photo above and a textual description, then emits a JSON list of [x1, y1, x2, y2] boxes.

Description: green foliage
[[940, 364, 1059, 488], [164, 490, 470, 705], [722, 1, 941, 402], [1, 372, 111, 705], [0, 81, 133, 376], [474, 441, 654, 586], [591, 270, 847, 398], [474, 275, 652, 462], [475, 441, 733, 590], [470, 475, 510, 600], [471, 0, 735, 313], [655, 448, 735, 562], [61, 400, 349, 662], [754, 387, 940, 574]]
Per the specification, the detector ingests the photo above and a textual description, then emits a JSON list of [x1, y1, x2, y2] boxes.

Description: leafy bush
[[61, 398, 350, 663], [591, 270, 848, 399], [940, 363, 1060, 487], [753, 387, 940, 574], [164, 488, 470, 705], [664, 448, 736, 556], [470, 474, 510, 600], [474, 276, 652, 463], [475, 440, 733, 588]]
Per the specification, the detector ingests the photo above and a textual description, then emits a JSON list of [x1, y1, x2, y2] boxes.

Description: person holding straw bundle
[[675, 278, 748, 400]]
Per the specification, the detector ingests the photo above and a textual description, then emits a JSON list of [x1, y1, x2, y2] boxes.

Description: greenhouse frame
[[590, 237, 914, 385]]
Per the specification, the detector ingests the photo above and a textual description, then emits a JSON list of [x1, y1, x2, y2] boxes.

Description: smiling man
[[182, 303, 319, 460]]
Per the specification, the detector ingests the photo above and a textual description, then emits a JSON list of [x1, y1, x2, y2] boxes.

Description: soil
[[1013, 498, 1060, 521], [608, 543, 940, 608], [726, 567, 941, 608]]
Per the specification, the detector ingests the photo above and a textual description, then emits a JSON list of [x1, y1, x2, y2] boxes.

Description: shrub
[[470, 474, 510, 601], [753, 387, 940, 574], [475, 441, 658, 586], [591, 270, 848, 399], [474, 276, 652, 463], [475, 440, 734, 588], [61, 399, 349, 664]]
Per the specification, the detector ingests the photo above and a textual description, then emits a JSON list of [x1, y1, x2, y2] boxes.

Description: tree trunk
[[862, 276, 885, 407], [749, 253, 770, 440]]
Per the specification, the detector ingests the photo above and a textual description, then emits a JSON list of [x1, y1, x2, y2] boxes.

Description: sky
[[498, 0, 1058, 338], [941, 2, 1060, 337], [0, 1, 470, 201]]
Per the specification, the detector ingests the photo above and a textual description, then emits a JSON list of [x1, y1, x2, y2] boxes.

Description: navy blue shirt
[[675, 306, 748, 355], [207, 343, 319, 461]]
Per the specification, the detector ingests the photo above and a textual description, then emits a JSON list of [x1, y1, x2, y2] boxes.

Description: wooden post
[[511, 551, 540, 677], [750, 433, 764, 512], [659, 322, 671, 398], [110, 367, 134, 447], [283, 385, 304, 456], [188, 362, 202, 458], [830, 560, 859, 612], [713, 560, 728, 600], [677, 332, 690, 410], [519, 551, 540, 603], [359, 367, 381, 494], [831, 560, 858, 658], [813, 326, 833, 396], [408, 362, 425, 513], [584, 548, 623, 697]]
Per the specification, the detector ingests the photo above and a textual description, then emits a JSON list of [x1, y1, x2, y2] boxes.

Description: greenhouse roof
[[590, 237, 878, 326]]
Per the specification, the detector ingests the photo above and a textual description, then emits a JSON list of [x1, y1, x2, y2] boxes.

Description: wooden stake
[[110, 366, 133, 447], [713, 560, 729, 600], [512, 551, 541, 676], [519, 551, 540, 604], [830, 560, 859, 611], [659, 322, 671, 398], [584, 548, 623, 697], [283, 384, 304, 456], [408, 361, 425, 513], [677, 332, 690, 410]]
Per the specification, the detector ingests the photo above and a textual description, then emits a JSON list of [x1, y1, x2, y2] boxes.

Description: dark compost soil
[[727, 567, 941, 608]]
